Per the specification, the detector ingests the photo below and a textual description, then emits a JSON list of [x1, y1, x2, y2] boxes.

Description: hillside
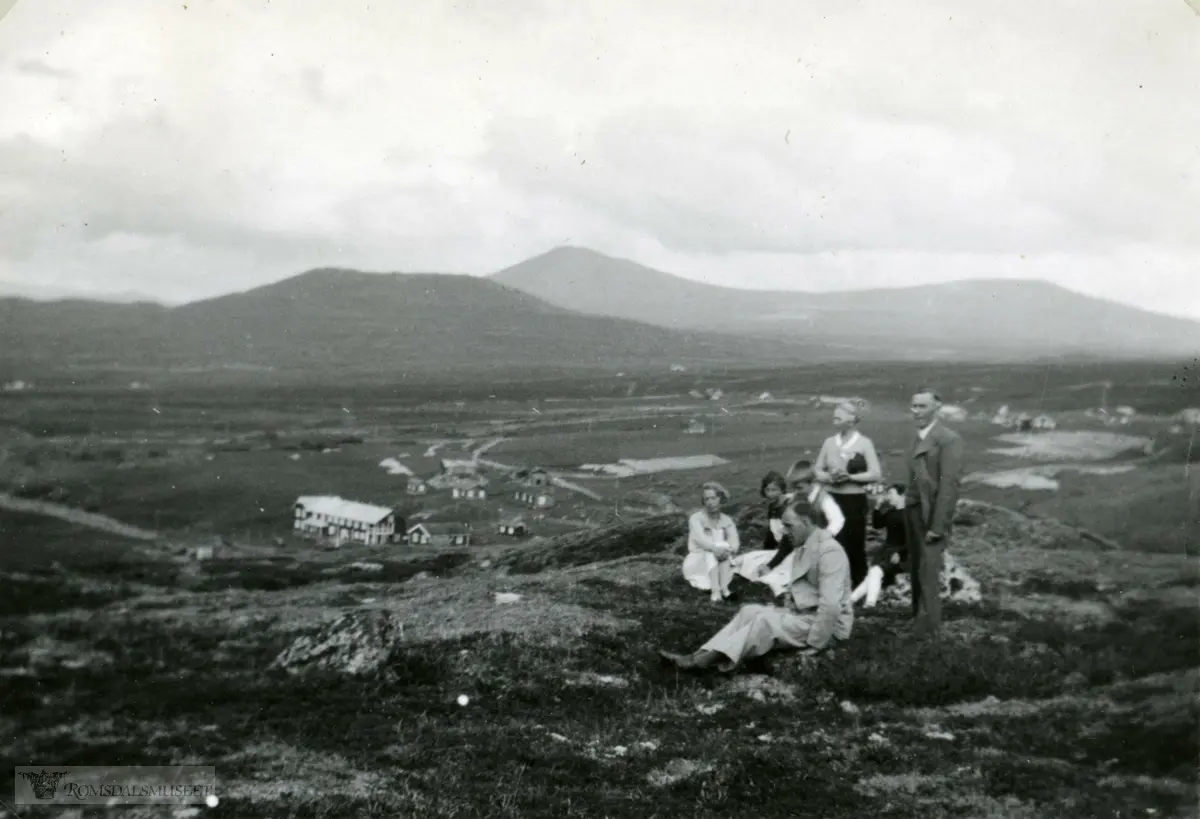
[[3, 500, 1196, 817], [493, 247, 1200, 358], [0, 270, 809, 381]]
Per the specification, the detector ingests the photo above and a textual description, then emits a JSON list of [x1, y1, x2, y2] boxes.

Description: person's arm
[[687, 514, 719, 553], [871, 505, 887, 530], [929, 434, 965, 538], [813, 439, 834, 483], [806, 547, 849, 650], [820, 493, 845, 537], [850, 438, 883, 484], [764, 530, 796, 569], [724, 519, 740, 554]]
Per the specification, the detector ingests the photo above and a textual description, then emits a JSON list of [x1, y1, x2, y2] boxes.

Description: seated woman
[[732, 471, 795, 596], [852, 483, 910, 607], [681, 481, 740, 603]]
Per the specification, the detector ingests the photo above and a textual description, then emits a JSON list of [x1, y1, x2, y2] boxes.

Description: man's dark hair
[[915, 386, 943, 403], [784, 497, 827, 529], [760, 470, 788, 498]]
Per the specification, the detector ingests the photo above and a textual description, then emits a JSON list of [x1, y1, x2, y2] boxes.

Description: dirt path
[[0, 493, 159, 541]]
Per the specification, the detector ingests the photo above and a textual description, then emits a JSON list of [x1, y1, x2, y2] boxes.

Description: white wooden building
[[497, 518, 528, 537], [293, 495, 398, 546], [451, 484, 488, 500], [406, 478, 429, 495]]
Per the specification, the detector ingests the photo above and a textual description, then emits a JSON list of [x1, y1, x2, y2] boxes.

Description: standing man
[[904, 387, 964, 636]]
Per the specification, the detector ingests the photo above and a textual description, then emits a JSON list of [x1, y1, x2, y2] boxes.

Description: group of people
[[663, 388, 965, 672]]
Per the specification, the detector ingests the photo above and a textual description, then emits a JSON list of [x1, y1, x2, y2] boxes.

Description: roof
[[441, 458, 478, 469], [295, 495, 393, 524]]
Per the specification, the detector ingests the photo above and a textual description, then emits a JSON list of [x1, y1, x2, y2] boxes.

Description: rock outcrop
[[270, 610, 404, 676]]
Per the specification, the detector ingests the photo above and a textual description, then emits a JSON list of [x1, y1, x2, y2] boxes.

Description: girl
[[682, 481, 740, 603], [814, 399, 882, 590], [732, 471, 795, 595]]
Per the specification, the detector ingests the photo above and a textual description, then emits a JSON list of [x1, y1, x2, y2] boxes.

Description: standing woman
[[682, 481, 740, 603], [814, 399, 882, 590]]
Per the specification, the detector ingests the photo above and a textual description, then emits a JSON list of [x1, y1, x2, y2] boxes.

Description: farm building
[[406, 478, 428, 495], [451, 484, 488, 500], [525, 467, 550, 487], [406, 522, 471, 547], [497, 518, 529, 537], [515, 489, 557, 509], [293, 496, 399, 546], [440, 459, 479, 477], [684, 418, 708, 435], [1032, 415, 1058, 431]]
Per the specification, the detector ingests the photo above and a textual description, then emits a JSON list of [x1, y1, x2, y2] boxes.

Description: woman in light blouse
[[682, 481, 740, 603], [814, 398, 882, 589]]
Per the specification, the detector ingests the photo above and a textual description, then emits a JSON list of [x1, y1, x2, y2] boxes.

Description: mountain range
[[2, 248, 1196, 383], [493, 248, 1200, 359]]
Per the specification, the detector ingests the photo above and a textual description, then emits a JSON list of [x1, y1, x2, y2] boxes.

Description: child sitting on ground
[[852, 483, 910, 607]]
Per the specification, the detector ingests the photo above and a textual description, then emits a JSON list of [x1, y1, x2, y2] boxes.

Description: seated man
[[659, 498, 853, 672]]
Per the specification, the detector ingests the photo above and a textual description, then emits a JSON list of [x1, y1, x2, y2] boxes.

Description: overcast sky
[[0, 0, 1197, 317]]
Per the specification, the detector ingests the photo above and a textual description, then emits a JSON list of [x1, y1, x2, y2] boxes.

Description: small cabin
[[406, 478, 429, 495], [685, 419, 707, 435], [526, 467, 550, 487], [406, 522, 471, 547], [497, 519, 529, 537], [451, 484, 488, 501]]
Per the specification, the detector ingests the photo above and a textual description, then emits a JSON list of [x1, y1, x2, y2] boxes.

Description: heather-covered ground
[[2, 502, 1197, 819]]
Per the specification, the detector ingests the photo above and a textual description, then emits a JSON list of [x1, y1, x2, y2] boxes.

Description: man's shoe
[[658, 649, 724, 670]]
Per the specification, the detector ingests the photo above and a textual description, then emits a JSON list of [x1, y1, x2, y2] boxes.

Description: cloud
[[0, 0, 1196, 318]]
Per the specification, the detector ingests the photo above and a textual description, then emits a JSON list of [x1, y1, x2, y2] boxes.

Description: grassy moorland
[[2, 501, 1197, 819]]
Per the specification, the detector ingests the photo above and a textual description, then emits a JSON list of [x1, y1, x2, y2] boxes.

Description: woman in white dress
[[682, 482, 740, 603]]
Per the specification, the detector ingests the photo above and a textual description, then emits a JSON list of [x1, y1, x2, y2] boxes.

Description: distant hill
[[0, 269, 816, 382], [493, 247, 1200, 358]]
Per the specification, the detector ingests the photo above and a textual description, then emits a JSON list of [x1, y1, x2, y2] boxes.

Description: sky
[[0, 0, 1198, 318]]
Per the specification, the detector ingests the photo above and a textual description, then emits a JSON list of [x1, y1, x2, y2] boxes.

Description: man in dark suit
[[903, 387, 964, 636]]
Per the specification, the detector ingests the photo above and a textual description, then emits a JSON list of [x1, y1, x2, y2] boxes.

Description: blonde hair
[[700, 481, 730, 503], [835, 397, 871, 423]]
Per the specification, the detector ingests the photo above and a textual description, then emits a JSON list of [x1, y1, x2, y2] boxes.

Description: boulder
[[270, 610, 404, 676]]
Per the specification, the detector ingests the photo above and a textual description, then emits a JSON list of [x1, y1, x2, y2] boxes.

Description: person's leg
[[904, 506, 925, 622], [920, 541, 944, 634], [718, 558, 734, 598], [661, 605, 762, 669], [834, 494, 869, 588], [699, 606, 810, 669], [708, 561, 723, 602]]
